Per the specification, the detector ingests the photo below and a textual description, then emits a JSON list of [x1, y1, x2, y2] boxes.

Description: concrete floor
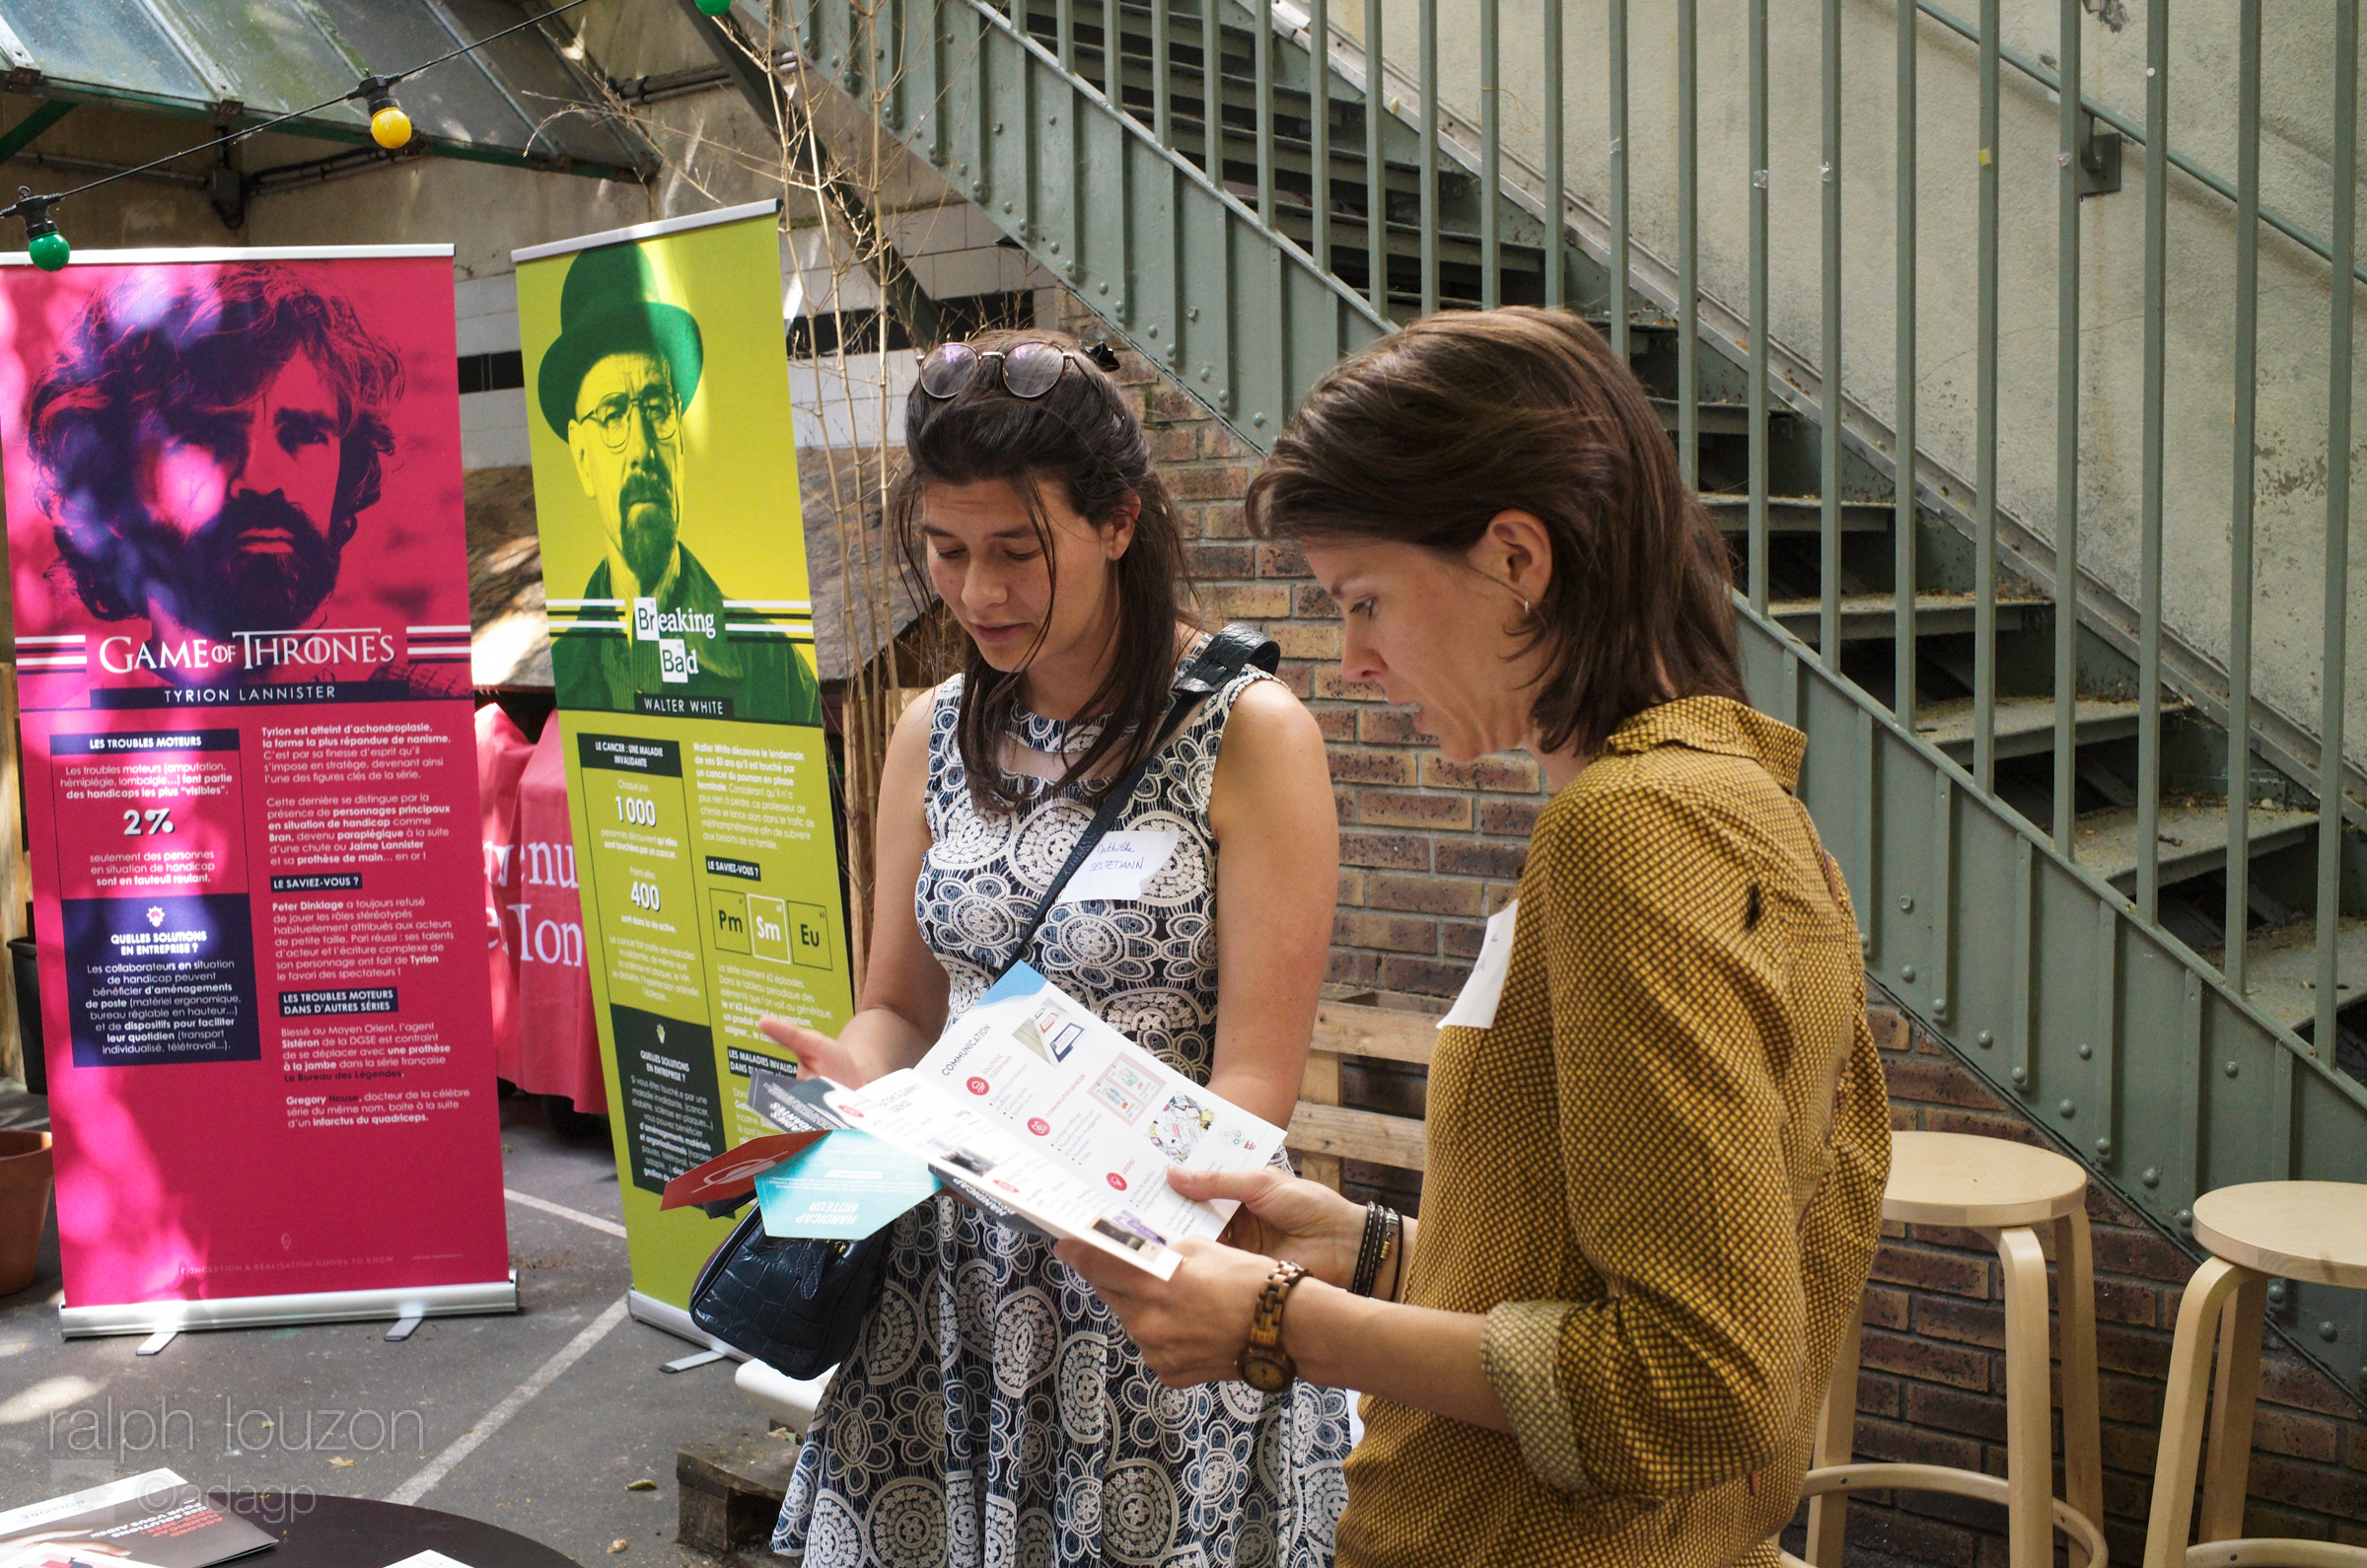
[[0, 1092, 778, 1568]]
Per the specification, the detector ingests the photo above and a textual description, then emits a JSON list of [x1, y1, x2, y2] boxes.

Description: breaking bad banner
[[514, 200, 854, 1325], [1, 246, 513, 1333]]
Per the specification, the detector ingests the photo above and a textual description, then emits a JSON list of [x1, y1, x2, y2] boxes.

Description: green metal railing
[[2324, 2, 2359, 1079], [776, 0, 2367, 1393]]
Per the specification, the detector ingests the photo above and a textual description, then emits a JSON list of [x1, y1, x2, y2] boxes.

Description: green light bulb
[[694, 0, 734, 14], [27, 230, 67, 272]]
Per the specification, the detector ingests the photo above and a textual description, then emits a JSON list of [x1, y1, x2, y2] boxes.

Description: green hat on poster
[[536, 243, 705, 438]]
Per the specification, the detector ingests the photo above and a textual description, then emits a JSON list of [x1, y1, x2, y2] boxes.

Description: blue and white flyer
[[823, 963, 1286, 1277]]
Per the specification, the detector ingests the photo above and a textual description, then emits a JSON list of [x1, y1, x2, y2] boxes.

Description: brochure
[[0, 1470, 275, 1568], [752, 1130, 942, 1239], [746, 1062, 1036, 1235], [822, 963, 1287, 1278], [658, 1129, 829, 1213], [745, 1066, 846, 1138]]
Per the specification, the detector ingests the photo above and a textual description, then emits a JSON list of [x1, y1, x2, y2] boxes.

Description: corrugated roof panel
[[140, 0, 365, 120], [0, 0, 214, 107], [433, 0, 638, 168], [0, 0, 652, 178], [299, 0, 538, 152]]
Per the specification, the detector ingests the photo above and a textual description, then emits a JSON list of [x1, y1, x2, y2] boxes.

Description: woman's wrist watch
[[1237, 1260, 1309, 1392]]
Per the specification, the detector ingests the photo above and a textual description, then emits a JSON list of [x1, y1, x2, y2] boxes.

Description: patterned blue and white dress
[[773, 648, 1353, 1568]]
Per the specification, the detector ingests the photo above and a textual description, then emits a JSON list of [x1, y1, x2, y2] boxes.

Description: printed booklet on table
[[0, 1470, 275, 1568], [812, 963, 1286, 1279]]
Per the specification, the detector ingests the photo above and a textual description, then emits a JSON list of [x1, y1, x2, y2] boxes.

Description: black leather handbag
[[683, 625, 1279, 1378], [687, 1206, 889, 1380]]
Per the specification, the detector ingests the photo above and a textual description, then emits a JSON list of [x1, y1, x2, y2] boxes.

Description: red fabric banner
[[475, 703, 535, 1084], [508, 718, 604, 1112]]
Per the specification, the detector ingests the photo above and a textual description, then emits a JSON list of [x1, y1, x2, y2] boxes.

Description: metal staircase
[[766, 0, 2367, 1394]]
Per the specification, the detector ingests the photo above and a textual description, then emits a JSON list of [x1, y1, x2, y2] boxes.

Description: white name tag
[[1054, 829, 1184, 904], [1438, 897, 1521, 1033]]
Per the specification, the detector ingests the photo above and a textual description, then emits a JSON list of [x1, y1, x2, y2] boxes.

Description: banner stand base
[[58, 1273, 519, 1340], [628, 1289, 748, 1362]]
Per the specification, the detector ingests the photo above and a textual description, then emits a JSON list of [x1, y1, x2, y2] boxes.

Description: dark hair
[[1245, 307, 1743, 757], [27, 264, 403, 621], [894, 329, 1192, 812]]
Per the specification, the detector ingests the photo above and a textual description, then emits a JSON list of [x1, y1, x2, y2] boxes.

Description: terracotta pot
[[0, 1129, 53, 1298]]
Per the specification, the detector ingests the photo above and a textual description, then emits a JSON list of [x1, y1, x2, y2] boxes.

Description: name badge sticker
[[1053, 829, 1184, 904], [1438, 897, 1521, 1033]]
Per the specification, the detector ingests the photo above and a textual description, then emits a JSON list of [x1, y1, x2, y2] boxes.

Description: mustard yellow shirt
[[1337, 697, 1892, 1568]]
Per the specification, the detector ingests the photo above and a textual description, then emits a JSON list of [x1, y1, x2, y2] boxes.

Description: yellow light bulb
[[371, 104, 412, 151]]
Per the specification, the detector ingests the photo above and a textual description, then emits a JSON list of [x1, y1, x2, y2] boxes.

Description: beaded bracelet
[[1379, 1205, 1403, 1300]]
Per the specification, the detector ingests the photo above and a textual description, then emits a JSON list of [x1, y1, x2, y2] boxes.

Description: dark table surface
[[212, 1491, 581, 1568]]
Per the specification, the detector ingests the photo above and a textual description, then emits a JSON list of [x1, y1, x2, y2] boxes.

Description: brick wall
[[1068, 295, 1547, 1003], [1062, 290, 2367, 1561]]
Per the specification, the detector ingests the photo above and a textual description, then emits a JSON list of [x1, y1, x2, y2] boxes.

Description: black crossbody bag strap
[[687, 627, 1275, 1376], [992, 623, 1277, 981]]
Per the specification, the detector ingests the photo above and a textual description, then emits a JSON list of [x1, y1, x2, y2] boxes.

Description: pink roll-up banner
[[2, 247, 515, 1336]]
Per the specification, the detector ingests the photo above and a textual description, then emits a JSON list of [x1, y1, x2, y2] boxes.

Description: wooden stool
[[1806, 1130, 2107, 1568], [2142, 1181, 2367, 1568]]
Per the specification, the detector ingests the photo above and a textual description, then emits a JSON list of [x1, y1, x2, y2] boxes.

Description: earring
[[1519, 597, 1532, 615]]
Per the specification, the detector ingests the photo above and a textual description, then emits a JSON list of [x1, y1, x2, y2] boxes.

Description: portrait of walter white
[[23, 263, 462, 698], [537, 243, 820, 727]]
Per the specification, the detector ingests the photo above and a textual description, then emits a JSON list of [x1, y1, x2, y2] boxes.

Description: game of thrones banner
[[514, 201, 854, 1329], [1, 247, 514, 1334]]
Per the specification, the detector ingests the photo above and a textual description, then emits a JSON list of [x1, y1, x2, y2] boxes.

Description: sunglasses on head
[[916, 338, 1121, 400]]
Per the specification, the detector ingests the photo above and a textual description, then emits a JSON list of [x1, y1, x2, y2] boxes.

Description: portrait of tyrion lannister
[[19, 263, 464, 697]]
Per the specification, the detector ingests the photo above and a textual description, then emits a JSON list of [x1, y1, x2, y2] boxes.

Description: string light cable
[[3, 0, 616, 270]]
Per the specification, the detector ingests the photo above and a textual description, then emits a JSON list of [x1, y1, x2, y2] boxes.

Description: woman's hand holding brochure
[[1175, 1166, 1365, 1284], [814, 962, 1287, 1279]]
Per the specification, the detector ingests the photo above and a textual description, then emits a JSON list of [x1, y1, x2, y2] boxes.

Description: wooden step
[[1702, 495, 1893, 534], [1169, 121, 1445, 199], [1656, 397, 1760, 437], [1288, 221, 1546, 274], [2076, 799, 2317, 894], [1768, 594, 2040, 642], [2202, 914, 2367, 1035], [1576, 315, 1679, 333], [678, 1430, 798, 1555], [1915, 694, 2146, 762]]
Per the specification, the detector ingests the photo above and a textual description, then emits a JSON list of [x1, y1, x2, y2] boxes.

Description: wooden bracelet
[[1237, 1260, 1309, 1391]]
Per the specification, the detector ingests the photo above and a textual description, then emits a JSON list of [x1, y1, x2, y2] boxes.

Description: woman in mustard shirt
[[1059, 307, 1893, 1567]]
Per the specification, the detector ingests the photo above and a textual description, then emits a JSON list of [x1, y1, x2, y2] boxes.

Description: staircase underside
[[775, 0, 2367, 1399]]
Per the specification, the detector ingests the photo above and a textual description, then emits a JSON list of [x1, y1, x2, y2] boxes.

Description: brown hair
[[894, 328, 1193, 812], [1245, 307, 1743, 757]]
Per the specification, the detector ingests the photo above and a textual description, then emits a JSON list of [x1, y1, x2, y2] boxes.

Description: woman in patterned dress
[[760, 331, 1351, 1567]]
